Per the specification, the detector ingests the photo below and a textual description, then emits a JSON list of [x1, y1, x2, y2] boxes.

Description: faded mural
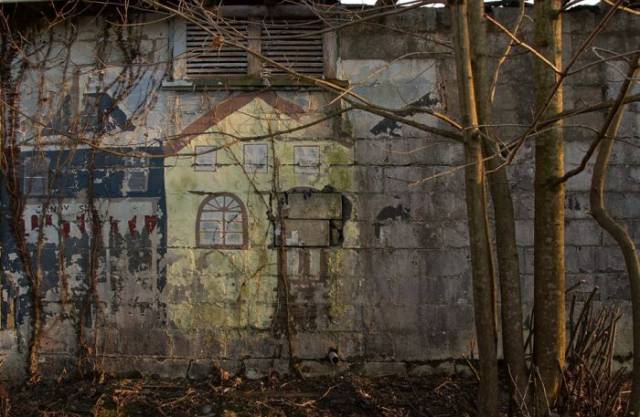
[[0, 8, 637, 381]]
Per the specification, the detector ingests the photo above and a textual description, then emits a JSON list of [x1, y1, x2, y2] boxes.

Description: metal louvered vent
[[261, 19, 324, 76], [186, 21, 249, 77]]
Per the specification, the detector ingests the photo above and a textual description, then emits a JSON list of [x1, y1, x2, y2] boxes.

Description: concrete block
[[564, 167, 594, 192], [565, 246, 596, 274], [292, 332, 337, 359], [354, 193, 410, 223], [566, 219, 603, 246], [326, 305, 364, 332], [284, 219, 330, 247], [243, 358, 289, 379], [365, 248, 423, 280], [299, 360, 349, 377], [409, 361, 455, 376], [431, 192, 467, 220], [218, 359, 243, 376], [446, 303, 475, 332], [361, 361, 407, 377], [565, 193, 590, 219], [118, 327, 171, 356], [423, 248, 470, 276], [447, 274, 473, 305], [383, 166, 436, 194], [605, 166, 640, 192], [365, 273, 423, 306], [342, 221, 383, 249], [609, 139, 640, 165], [377, 222, 442, 249], [513, 192, 534, 220], [355, 139, 389, 165], [420, 305, 449, 337], [186, 359, 219, 379], [352, 166, 385, 193], [225, 330, 285, 359], [420, 276, 447, 304], [363, 305, 420, 333], [607, 193, 640, 219], [102, 357, 190, 379], [441, 220, 469, 248], [508, 161, 534, 193], [392, 333, 433, 360], [334, 332, 365, 358], [519, 247, 535, 275], [515, 220, 534, 247], [595, 246, 626, 273], [387, 139, 464, 166], [285, 193, 342, 220], [595, 273, 630, 301]]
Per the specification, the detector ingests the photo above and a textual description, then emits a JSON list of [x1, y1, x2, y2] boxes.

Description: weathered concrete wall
[[0, 5, 638, 380]]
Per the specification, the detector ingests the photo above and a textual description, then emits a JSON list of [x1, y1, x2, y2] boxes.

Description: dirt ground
[[8, 372, 479, 417]]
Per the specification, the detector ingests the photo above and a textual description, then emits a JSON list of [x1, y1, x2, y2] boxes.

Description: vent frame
[[181, 15, 331, 80], [185, 19, 251, 78]]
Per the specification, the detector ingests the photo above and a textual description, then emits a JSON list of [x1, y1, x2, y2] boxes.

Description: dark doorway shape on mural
[[43, 93, 134, 136], [277, 186, 351, 248]]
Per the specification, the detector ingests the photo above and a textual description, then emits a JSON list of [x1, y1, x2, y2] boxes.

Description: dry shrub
[[555, 288, 628, 416]]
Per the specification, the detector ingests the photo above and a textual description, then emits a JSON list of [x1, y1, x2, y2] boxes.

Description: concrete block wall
[[0, 5, 638, 380], [338, 5, 640, 367]]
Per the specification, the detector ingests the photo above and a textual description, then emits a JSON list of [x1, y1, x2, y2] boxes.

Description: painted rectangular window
[[294, 146, 320, 174], [124, 157, 148, 193], [195, 146, 217, 171], [1, 288, 15, 330], [23, 156, 49, 196], [126, 170, 148, 192], [244, 144, 268, 173]]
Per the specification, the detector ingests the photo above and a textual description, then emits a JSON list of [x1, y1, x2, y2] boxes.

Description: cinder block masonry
[[0, 5, 638, 381]]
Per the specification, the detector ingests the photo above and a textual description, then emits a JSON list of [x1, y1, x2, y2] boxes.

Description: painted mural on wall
[[0, 8, 637, 381], [0, 19, 447, 374], [42, 92, 134, 136], [0, 85, 355, 364], [161, 90, 353, 336], [0, 147, 167, 329]]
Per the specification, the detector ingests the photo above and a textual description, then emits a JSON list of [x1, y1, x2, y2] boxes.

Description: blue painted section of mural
[[0, 147, 167, 328], [43, 93, 135, 136]]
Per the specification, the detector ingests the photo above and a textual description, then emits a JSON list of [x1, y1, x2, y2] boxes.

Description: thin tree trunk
[[533, 1, 565, 413], [589, 56, 640, 416], [450, 1, 499, 416], [468, 2, 529, 414]]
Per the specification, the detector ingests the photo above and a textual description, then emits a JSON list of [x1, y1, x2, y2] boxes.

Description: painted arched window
[[196, 193, 247, 249]]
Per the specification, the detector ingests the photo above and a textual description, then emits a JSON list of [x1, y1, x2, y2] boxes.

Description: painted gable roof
[[165, 91, 306, 154]]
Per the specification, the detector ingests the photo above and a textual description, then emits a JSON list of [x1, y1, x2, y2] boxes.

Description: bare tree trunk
[[467, 2, 529, 414], [450, 1, 499, 416], [533, 1, 565, 413], [589, 56, 640, 416]]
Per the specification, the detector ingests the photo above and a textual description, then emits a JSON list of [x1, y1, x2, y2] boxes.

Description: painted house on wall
[[161, 89, 356, 354], [0, 0, 377, 376]]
